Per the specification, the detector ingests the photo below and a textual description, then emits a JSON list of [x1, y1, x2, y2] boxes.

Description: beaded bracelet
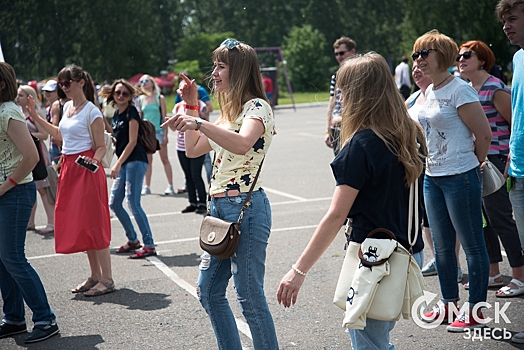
[[292, 264, 307, 276], [7, 177, 18, 186]]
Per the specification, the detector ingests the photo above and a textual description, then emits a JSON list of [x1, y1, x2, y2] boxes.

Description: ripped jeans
[[109, 160, 155, 248], [197, 189, 278, 350]]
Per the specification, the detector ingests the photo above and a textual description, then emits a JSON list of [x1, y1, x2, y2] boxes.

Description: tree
[[282, 25, 330, 92]]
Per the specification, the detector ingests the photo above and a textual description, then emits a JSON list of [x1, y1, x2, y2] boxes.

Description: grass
[[164, 91, 330, 113]]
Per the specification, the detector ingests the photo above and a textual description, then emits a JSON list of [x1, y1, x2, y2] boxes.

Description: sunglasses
[[221, 38, 241, 50], [139, 78, 150, 84], [456, 51, 473, 61], [114, 90, 130, 97], [57, 79, 79, 89], [335, 51, 348, 57], [411, 48, 437, 61]]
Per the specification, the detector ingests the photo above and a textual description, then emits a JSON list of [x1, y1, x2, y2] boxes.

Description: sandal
[[71, 277, 98, 293], [495, 279, 524, 298], [83, 279, 115, 297], [116, 241, 142, 253], [464, 273, 504, 290], [27, 224, 36, 231], [129, 247, 157, 259], [38, 224, 54, 235]]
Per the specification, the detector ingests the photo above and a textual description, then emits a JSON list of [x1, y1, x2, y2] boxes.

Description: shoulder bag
[[333, 178, 421, 322], [481, 159, 505, 197], [199, 158, 264, 260], [31, 134, 48, 180], [86, 106, 115, 168]]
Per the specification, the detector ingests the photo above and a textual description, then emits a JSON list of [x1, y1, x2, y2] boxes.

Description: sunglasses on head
[[57, 79, 79, 89], [456, 51, 473, 61], [114, 90, 130, 97], [335, 51, 348, 57], [139, 78, 150, 84], [221, 38, 241, 50], [411, 48, 437, 61]]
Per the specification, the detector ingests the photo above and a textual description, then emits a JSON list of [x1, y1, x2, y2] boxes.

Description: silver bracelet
[[292, 264, 307, 276]]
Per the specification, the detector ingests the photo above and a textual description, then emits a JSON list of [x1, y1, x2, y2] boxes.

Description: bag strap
[[407, 177, 419, 253], [86, 105, 97, 148], [205, 153, 264, 225]]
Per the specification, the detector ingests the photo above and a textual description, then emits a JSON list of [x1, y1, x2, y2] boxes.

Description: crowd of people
[[1, 0, 524, 347]]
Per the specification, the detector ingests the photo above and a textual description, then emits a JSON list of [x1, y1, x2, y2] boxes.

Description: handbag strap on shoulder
[[407, 178, 419, 252]]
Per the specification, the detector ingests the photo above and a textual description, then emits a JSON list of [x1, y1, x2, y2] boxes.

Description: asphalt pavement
[[1, 103, 523, 349]]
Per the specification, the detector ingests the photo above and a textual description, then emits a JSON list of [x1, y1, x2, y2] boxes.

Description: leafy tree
[[282, 25, 330, 92]]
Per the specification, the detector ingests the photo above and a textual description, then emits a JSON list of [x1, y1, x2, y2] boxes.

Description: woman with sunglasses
[[28, 66, 114, 296], [458, 40, 524, 297], [137, 75, 174, 195], [0, 62, 59, 344], [406, 62, 464, 282], [99, 80, 157, 258], [412, 30, 491, 331], [163, 39, 278, 350]]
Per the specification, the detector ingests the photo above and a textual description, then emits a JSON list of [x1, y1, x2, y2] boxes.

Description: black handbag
[[199, 159, 264, 259], [32, 135, 48, 181]]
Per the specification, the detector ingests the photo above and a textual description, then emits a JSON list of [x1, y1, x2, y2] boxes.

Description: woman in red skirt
[[28, 65, 114, 296]]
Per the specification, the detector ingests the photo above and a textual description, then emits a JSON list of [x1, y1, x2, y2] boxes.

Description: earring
[[480, 65, 484, 70]]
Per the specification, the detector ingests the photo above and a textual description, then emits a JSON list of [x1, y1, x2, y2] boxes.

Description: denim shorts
[[156, 129, 164, 145]]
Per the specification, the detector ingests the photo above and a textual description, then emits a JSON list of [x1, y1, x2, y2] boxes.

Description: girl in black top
[[99, 80, 156, 258]]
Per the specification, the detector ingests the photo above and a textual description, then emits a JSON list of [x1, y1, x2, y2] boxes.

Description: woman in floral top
[[163, 39, 278, 350]]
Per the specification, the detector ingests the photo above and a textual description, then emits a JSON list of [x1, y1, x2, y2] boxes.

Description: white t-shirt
[[59, 101, 102, 155], [418, 77, 480, 176]]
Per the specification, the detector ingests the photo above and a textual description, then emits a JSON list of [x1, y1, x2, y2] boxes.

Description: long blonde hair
[[338, 52, 426, 185], [212, 40, 268, 124]]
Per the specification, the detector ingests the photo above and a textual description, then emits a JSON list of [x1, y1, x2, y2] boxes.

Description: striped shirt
[[329, 72, 342, 117], [475, 76, 511, 156]]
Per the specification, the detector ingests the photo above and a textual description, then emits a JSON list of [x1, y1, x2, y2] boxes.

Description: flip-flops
[[495, 279, 524, 298]]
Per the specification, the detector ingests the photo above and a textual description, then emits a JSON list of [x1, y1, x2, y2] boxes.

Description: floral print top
[[208, 98, 274, 195], [0, 101, 33, 185]]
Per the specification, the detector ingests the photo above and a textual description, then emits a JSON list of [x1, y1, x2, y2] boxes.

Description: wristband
[[7, 177, 18, 186], [92, 157, 100, 164], [185, 104, 199, 111], [325, 131, 330, 135], [292, 264, 307, 276]]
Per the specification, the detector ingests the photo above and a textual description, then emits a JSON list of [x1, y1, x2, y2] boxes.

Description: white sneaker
[[141, 186, 151, 195], [164, 185, 174, 195]]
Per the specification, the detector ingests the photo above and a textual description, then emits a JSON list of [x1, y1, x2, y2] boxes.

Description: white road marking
[[147, 256, 253, 343], [263, 187, 308, 201]]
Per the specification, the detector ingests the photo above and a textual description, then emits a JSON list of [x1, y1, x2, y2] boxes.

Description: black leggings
[[177, 150, 206, 207]]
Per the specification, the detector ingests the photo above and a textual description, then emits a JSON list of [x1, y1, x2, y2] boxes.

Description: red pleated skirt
[[55, 150, 111, 254]]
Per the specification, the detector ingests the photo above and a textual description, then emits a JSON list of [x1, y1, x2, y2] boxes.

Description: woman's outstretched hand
[[276, 268, 305, 308]]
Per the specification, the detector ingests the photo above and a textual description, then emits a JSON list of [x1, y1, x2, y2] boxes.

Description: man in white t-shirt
[[395, 56, 412, 100]]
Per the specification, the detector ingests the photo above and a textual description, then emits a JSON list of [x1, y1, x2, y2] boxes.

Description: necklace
[[433, 75, 452, 90], [68, 99, 88, 117]]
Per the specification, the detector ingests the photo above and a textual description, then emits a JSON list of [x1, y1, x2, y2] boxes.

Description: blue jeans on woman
[[348, 251, 423, 350], [0, 182, 56, 326], [109, 161, 155, 248], [424, 166, 489, 305], [197, 189, 278, 350]]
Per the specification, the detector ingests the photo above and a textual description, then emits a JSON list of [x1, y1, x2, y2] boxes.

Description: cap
[[42, 80, 57, 92]]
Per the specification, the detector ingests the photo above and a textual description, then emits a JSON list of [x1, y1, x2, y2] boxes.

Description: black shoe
[[0, 321, 27, 338], [181, 205, 197, 213], [24, 324, 59, 343], [195, 206, 207, 214]]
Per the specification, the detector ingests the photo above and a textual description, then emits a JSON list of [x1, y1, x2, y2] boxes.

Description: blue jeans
[[109, 161, 155, 248], [49, 142, 61, 164], [348, 251, 423, 350], [509, 177, 524, 252], [197, 189, 278, 350], [0, 182, 56, 326], [203, 152, 212, 183], [424, 167, 489, 304]]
